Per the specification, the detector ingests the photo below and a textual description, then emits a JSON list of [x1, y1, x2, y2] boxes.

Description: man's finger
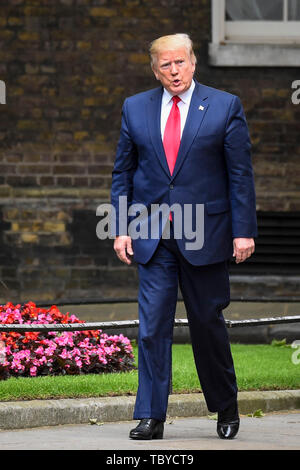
[[126, 239, 133, 256], [235, 248, 253, 263], [117, 249, 132, 265], [114, 237, 133, 265]]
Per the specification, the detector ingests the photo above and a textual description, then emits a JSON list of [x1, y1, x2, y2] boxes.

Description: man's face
[[152, 47, 195, 95]]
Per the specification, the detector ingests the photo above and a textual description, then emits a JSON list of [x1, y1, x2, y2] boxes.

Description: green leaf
[[247, 409, 265, 418], [271, 338, 287, 347], [89, 418, 104, 425], [208, 413, 218, 420]]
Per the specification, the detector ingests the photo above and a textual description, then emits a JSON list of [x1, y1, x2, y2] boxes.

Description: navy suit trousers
[[133, 222, 238, 421]]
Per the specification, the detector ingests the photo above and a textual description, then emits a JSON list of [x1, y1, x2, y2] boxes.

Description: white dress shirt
[[160, 79, 195, 140]]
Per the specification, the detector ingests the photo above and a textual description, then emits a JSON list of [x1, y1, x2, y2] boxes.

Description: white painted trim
[[210, 1, 300, 66], [211, 0, 225, 44], [225, 21, 300, 43], [212, 1, 300, 44], [208, 43, 300, 67], [283, 0, 288, 22]]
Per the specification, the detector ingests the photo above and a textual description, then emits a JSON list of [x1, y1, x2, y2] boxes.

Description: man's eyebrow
[[160, 57, 185, 66]]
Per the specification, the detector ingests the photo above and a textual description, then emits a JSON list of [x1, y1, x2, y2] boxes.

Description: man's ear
[[191, 60, 196, 75]]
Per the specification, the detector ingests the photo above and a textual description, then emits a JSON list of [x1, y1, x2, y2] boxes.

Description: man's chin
[[168, 84, 185, 95]]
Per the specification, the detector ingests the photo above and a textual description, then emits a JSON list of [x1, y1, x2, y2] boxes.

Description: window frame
[[210, 0, 300, 67]]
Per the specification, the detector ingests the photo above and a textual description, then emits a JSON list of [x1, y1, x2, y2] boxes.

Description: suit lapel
[[171, 81, 209, 181], [147, 87, 171, 178]]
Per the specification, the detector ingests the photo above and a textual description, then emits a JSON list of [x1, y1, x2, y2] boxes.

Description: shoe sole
[[129, 432, 164, 440]]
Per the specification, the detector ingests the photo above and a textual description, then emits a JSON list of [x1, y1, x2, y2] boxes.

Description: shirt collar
[[162, 79, 195, 105]]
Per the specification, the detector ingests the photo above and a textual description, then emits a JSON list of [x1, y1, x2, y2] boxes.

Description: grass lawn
[[0, 343, 299, 401]]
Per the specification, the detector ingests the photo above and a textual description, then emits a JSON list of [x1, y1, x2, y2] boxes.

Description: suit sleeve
[[224, 95, 258, 239], [110, 99, 138, 236]]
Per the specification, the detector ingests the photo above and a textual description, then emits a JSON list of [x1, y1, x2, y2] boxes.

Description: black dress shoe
[[129, 418, 164, 440], [217, 401, 240, 439]]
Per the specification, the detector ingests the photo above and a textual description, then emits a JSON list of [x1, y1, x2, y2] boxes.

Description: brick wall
[[0, 0, 299, 303]]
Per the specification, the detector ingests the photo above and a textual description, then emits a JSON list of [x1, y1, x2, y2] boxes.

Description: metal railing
[[0, 294, 300, 332], [0, 315, 300, 332]]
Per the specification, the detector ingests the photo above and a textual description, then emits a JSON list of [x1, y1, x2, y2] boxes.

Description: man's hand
[[114, 235, 134, 265], [233, 238, 255, 264]]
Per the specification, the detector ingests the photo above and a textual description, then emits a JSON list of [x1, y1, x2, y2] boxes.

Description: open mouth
[[173, 79, 181, 86]]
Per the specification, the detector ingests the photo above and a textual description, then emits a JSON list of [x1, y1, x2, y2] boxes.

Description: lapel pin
[[199, 105, 204, 111]]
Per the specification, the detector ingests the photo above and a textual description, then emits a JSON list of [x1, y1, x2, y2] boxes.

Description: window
[[210, 0, 300, 66]]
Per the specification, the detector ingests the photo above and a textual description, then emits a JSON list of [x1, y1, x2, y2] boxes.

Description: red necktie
[[163, 95, 181, 176], [163, 96, 181, 222]]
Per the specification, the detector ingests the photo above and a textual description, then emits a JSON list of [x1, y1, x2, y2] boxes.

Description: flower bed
[[0, 302, 135, 380]]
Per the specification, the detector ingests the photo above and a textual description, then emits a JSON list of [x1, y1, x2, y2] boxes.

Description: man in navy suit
[[111, 34, 257, 440]]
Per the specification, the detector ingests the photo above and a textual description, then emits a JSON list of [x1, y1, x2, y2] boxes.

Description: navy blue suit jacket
[[111, 80, 257, 265]]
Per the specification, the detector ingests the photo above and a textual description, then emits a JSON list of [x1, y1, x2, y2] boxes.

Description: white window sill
[[208, 43, 300, 67]]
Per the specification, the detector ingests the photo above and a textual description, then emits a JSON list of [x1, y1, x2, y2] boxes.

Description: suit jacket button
[[169, 184, 174, 189]]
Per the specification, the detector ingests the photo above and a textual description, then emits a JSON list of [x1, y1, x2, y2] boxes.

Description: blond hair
[[149, 33, 197, 68]]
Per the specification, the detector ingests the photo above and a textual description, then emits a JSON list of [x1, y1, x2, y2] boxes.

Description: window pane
[[288, 0, 300, 20], [226, 0, 284, 21]]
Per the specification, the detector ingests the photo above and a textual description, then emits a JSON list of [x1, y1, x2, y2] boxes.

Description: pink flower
[[30, 366, 37, 376], [0, 301, 134, 379], [75, 357, 82, 368], [35, 346, 44, 355]]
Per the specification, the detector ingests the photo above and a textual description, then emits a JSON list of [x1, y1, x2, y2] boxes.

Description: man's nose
[[170, 63, 178, 75]]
